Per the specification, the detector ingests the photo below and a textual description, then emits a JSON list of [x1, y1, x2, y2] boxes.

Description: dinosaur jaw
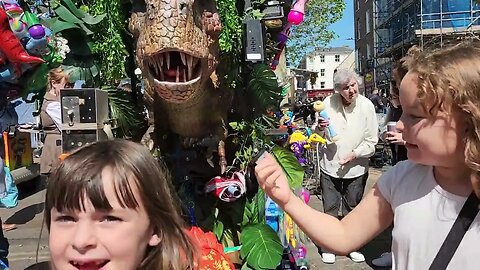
[[145, 50, 204, 102]]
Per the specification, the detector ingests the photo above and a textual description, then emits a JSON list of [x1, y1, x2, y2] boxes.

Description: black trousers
[[320, 171, 369, 218], [390, 144, 408, 166], [317, 172, 368, 254]]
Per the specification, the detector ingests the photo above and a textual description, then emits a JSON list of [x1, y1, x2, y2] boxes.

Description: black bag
[[429, 192, 480, 270]]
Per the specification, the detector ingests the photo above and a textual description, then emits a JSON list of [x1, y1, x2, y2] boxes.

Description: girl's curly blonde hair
[[404, 41, 480, 198]]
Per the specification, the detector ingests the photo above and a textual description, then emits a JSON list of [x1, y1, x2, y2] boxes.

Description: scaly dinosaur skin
[[130, 0, 229, 171]]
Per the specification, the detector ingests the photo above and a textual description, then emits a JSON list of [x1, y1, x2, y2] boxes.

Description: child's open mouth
[[70, 260, 109, 270]]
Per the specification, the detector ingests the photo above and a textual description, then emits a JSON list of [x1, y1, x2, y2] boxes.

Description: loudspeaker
[[60, 88, 109, 153], [244, 19, 265, 62]]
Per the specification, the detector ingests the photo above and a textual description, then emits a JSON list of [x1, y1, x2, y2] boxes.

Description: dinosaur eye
[[179, 1, 188, 15]]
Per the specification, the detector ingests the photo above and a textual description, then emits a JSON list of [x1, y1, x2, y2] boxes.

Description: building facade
[[304, 46, 355, 89], [355, 0, 480, 95], [354, 0, 375, 94]]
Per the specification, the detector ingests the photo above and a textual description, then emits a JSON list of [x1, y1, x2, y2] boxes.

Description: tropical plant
[[244, 64, 283, 117], [238, 146, 304, 269], [41, 0, 106, 84], [106, 87, 148, 142], [87, 0, 129, 85]]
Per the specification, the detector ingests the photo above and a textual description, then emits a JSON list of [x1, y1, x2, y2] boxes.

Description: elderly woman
[[313, 69, 378, 264]]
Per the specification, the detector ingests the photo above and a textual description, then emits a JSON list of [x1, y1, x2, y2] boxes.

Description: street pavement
[[1, 168, 392, 270]]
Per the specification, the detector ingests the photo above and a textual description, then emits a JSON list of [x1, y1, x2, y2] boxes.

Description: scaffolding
[[418, 0, 480, 48], [373, 0, 480, 92], [374, 0, 420, 91]]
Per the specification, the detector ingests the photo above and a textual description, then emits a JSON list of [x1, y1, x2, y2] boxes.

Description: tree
[[286, 0, 346, 67]]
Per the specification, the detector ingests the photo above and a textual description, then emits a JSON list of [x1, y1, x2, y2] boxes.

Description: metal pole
[[420, 0, 424, 49]]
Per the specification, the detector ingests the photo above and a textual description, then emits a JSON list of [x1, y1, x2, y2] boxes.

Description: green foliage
[[271, 146, 304, 189], [287, 0, 346, 67], [216, 0, 243, 53], [246, 63, 283, 115], [106, 88, 148, 141], [245, 189, 266, 226], [46, 0, 106, 35], [87, 0, 129, 85], [229, 116, 276, 169], [240, 224, 283, 270]]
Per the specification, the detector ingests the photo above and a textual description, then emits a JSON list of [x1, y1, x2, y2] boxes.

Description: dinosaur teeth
[[166, 52, 170, 69], [176, 66, 180, 82], [187, 55, 193, 81], [180, 52, 186, 66], [159, 54, 164, 67], [157, 56, 164, 80], [183, 68, 186, 83]]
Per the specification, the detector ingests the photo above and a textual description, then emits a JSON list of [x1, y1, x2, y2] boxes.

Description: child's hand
[[254, 153, 292, 207]]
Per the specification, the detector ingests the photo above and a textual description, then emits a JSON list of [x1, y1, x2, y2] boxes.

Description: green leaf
[[55, 5, 84, 24], [229, 122, 239, 130], [213, 219, 224, 240], [76, 22, 94, 35], [271, 146, 304, 189], [107, 88, 148, 141], [82, 13, 106, 25], [62, 0, 86, 18], [89, 65, 99, 77], [240, 224, 283, 270], [241, 264, 255, 270], [253, 189, 266, 224], [49, 20, 81, 33], [247, 63, 282, 114]]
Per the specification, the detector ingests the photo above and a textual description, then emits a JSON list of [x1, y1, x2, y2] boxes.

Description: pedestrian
[[310, 69, 378, 264], [255, 41, 480, 269], [39, 67, 71, 175], [369, 88, 385, 114], [383, 60, 409, 166], [372, 57, 411, 268]]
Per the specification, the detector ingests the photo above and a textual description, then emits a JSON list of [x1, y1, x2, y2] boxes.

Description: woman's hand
[[254, 153, 292, 207], [385, 131, 405, 145]]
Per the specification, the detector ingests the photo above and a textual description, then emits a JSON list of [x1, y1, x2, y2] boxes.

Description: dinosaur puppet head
[[130, 0, 222, 104]]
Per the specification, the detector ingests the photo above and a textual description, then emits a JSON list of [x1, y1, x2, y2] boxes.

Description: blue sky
[[328, 0, 355, 48]]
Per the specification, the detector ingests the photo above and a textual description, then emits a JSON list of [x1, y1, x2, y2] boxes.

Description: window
[[320, 82, 325, 88], [366, 9, 371, 33], [357, 51, 363, 71], [320, 55, 325, 63], [320, 69, 325, 77], [309, 57, 314, 65], [335, 55, 340, 62], [367, 44, 372, 59], [356, 18, 361, 39]]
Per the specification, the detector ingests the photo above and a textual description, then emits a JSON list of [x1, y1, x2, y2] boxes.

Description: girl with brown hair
[[44, 139, 197, 269]]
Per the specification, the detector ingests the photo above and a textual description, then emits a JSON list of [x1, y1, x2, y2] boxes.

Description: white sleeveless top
[[377, 161, 480, 270]]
